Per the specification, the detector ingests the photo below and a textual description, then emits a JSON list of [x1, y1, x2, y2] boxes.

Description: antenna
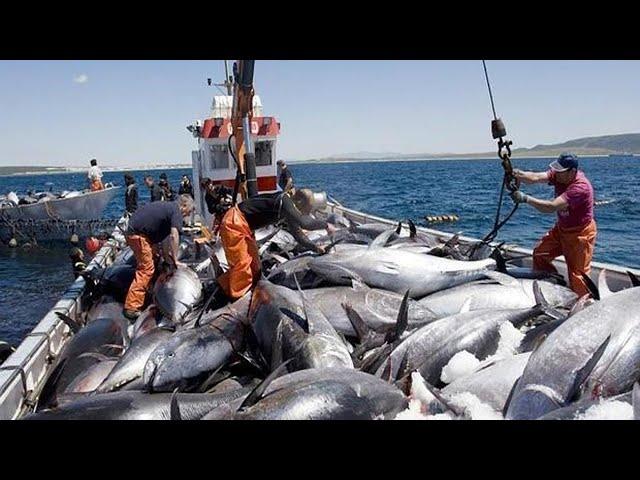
[[207, 60, 233, 95]]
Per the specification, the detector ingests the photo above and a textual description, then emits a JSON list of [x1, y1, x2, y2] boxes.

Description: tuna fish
[[153, 265, 203, 323], [143, 316, 245, 392], [24, 389, 252, 420], [436, 353, 532, 413], [96, 327, 174, 393], [505, 287, 640, 420], [308, 245, 496, 298], [417, 272, 577, 318], [375, 283, 556, 385], [232, 367, 408, 420], [303, 283, 438, 337]]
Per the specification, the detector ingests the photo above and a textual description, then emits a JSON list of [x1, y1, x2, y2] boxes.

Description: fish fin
[[482, 270, 520, 287], [279, 307, 309, 334], [54, 312, 82, 334], [243, 327, 270, 375], [387, 290, 410, 343], [489, 247, 508, 273], [408, 219, 417, 239], [502, 375, 521, 417], [197, 364, 231, 393], [414, 375, 466, 418], [195, 285, 221, 327], [580, 272, 600, 301], [170, 388, 182, 421], [381, 357, 393, 383], [627, 271, 640, 288], [532, 280, 566, 321], [99, 344, 125, 355], [443, 233, 460, 249], [369, 228, 397, 249], [76, 352, 111, 362], [568, 335, 611, 403], [568, 294, 594, 317], [342, 303, 371, 341], [238, 359, 293, 412], [597, 269, 614, 299], [459, 297, 473, 314], [395, 221, 402, 235]]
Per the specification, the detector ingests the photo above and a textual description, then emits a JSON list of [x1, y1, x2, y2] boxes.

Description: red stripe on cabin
[[201, 117, 280, 139], [210, 176, 278, 192]]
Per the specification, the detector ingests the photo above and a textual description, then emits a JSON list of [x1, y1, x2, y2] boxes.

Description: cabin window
[[209, 144, 229, 169], [255, 141, 273, 166]]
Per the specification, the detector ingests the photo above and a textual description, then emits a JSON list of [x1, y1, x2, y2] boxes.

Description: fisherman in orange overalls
[[202, 180, 335, 306], [88, 159, 105, 191], [122, 194, 195, 320], [510, 153, 597, 298]]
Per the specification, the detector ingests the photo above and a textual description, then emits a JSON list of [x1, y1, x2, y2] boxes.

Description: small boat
[[0, 186, 120, 242]]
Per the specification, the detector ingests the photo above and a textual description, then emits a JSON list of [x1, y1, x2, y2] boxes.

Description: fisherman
[[178, 175, 194, 198], [87, 159, 105, 191], [202, 180, 334, 303], [158, 173, 175, 201], [510, 153, 597, 297], [122, 194, 195, 320], [144, 175, 165, 202], [124, 173, 138, 215], [277, 160, 294, 193], [69, 247, 87, 278]]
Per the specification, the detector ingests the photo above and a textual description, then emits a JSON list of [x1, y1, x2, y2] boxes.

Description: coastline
[[0, 153, 622, 177]]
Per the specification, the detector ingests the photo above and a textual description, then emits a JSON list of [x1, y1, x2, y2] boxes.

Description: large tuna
[[153, 266, 203, 323], [308, 245, 496, 298], [505, 287, 640, 420]]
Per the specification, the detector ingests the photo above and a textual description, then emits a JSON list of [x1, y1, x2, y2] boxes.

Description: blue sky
[[1, 60, 639, 167]]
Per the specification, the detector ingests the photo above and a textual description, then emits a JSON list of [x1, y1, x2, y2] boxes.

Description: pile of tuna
[[24, 214, 640, 420]]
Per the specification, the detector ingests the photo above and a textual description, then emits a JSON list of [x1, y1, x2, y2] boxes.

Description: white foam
[[410, 371, 436, 404], [575, 400, 634, 420], [440, 351, 481, 384], [448, 392, 504, 420], [494, 321, 525, 358]]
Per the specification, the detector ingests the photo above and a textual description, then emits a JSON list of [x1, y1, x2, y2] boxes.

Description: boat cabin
[[188, 95, 281, 225]]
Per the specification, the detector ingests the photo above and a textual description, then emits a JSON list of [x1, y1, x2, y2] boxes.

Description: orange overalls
[[90, 179, 105, 191], [124, 234, 157, 312], [216, 206, 261, 300], [533, 219, 597, 298]]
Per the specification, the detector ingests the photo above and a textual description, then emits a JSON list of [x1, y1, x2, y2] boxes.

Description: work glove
[[510, 190, 529, 204]]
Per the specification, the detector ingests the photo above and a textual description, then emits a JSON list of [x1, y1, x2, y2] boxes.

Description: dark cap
[[276, 160, 285, 165], [549, 153, 579, 172], [159, 173, 168, 180]]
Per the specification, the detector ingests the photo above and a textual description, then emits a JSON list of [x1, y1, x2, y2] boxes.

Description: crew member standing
[[122, 194, 195, 320], [277, 160, 294, 193], [124, 173, 138, 215], [88, 159, 104, 191], [159, 173, 175, 201], [510, 153, 596, 297], [203, 181, 334, 303], [179, 175, 194, 198], [144, 175, 165, 202]]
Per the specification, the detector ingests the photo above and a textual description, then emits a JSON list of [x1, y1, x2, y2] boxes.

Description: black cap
[[549, 153, 579, 172]]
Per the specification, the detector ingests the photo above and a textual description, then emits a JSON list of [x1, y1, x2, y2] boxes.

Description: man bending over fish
[[202, 179, 335, 304], [510, 153, 597, 297], [123, 194, 195, 320]]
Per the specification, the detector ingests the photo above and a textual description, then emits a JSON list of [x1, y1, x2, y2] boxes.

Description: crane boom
[[230, 60, 258, 199]]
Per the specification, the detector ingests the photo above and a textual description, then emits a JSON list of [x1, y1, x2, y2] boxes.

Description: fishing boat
[[0, 186, 120, 243], [2, 62, 639, 420]]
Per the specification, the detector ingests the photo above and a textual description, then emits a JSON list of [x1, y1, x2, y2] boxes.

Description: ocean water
[[1, 156, 639, 346]]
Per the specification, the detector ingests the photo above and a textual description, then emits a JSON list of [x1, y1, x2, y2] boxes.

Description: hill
[[295, 133, 640, 163]]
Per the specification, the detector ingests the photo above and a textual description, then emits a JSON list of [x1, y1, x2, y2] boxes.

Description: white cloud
[[73, 74, 89, 84]]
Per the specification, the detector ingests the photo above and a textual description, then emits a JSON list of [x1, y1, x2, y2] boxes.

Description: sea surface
[[1, 156, 639, 346]]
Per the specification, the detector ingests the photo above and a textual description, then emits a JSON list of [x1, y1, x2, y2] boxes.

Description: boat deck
[[1, 202, 638, 419]]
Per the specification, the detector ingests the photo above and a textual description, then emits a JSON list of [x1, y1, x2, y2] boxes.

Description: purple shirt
[[547, 170, 594, 229]]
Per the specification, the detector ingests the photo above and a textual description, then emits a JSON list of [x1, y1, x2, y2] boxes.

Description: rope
[[467, 60, 520, 258]]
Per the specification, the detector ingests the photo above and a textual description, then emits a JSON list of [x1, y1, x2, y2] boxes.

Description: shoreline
[[0, 153, 623, 177]]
